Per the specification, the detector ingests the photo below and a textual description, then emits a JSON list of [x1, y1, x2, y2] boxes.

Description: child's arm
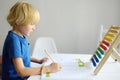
[[30, 56, 48, 64], [13, 57, 41, 76], [13, 57, 61, 77]]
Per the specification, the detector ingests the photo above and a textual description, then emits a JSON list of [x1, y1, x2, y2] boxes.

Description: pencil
[[44, 49, 55, 62]]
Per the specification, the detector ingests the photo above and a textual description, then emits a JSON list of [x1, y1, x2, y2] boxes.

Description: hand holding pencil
[[40, 49, 62, 79], [43, 49, 62, 72]]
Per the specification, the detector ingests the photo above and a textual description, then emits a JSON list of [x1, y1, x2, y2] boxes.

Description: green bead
[[46, 72, 50, 77], [98, 47, 104, 55], [96, 50, 102, 59]]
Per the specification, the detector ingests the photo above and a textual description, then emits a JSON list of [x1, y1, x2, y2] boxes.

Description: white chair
[[32, 37, 58, 59]]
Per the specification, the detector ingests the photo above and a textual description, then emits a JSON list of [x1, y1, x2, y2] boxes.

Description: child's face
[[18, 24, 36, 36]]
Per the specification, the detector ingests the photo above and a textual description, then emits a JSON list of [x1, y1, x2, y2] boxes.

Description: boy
[[2, 1, 61, 80]]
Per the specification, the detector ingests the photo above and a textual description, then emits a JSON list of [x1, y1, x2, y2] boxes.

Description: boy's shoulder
[[7, 31, 19, 39]]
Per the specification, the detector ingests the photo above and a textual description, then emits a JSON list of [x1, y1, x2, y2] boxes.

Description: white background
[[0, 0, 120, 55]]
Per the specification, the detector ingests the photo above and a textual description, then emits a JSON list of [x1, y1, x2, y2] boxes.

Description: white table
[[28, 53, 120, 80]]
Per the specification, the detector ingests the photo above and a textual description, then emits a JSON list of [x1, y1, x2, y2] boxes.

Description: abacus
[[90, 25, 120, 75]]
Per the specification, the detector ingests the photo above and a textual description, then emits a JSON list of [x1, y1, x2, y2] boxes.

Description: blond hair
[[7, 1, 40, 26]]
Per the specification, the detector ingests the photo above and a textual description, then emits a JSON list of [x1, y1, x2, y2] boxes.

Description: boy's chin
[[25, 34, 30, 36]]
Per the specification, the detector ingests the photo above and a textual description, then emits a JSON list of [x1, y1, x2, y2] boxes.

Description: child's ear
[[14, 22, 18, 26], [14, 23, 18, 26]]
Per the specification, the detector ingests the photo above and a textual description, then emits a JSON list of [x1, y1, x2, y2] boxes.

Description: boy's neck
[[12, 29, 23, 37]]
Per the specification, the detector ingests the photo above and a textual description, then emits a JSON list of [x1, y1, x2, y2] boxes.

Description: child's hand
[[49, 63, 62, 73], [40, 57, 49, 64], [42, 63, 62, 74]]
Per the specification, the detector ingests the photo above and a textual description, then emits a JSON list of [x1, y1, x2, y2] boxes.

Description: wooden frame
[[90, 25, 120, 75], [111, 48, 120, 62]]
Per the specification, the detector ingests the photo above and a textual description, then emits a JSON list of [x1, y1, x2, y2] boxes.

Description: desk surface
[[28, 53, 120, 80]]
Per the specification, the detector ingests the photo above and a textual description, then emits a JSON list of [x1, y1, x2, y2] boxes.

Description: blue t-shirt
[[2, 31, 30, 80]]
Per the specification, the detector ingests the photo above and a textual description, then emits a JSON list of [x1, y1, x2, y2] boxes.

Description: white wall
[[0, 0, 120, 55]]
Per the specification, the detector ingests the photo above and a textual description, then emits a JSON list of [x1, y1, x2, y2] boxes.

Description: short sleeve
[[8, 37, 22, 58]]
